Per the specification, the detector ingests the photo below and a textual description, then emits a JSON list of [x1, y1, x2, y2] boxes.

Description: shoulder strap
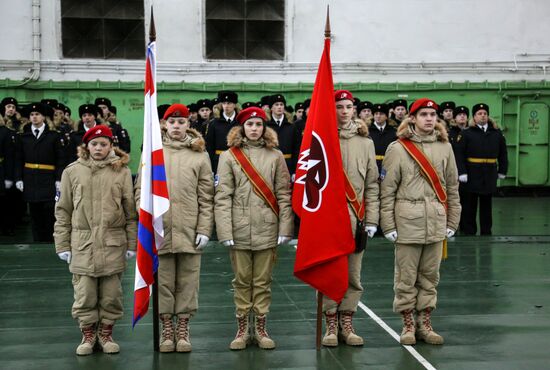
[[398, 138, 447, 208], [398, 138, 449, 260], [343, 171, 365, 220], [229, 147, 279, 216]]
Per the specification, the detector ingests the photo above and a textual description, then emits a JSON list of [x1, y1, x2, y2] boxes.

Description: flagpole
[[315, 6, 331, 351], [316, 291, 323, 350], [148, 6, 160, 352]]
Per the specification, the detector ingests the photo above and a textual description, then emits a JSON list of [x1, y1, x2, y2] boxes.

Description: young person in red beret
[[321, 91, 379, 347], [136, 103, 214, 353], [380, 98, 461, 345], [54, 125, 137, 356], [214, 106, 293, 350]]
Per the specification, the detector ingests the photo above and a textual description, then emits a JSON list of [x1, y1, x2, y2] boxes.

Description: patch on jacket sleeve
[[55, 190, 61, 202], [214, 174, 219, 187], [379, 168, 386, 181]]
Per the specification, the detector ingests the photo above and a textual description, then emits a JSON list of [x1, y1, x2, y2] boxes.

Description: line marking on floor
[[358, 302, 437, 370]]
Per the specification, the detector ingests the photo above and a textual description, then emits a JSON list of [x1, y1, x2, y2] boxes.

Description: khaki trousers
[[158, 253, 201, 317], [393, 241, 443, 313], [323, 250, 364, 313], [72, 273, 123, 328], [230, 248, 276, 316]]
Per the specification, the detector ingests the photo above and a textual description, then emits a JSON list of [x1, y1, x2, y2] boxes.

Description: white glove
[[458, 174, 468, 183], [221, 240, 235, 247], [384, 231, 398, 243], [57, 251, 71, 264], [277, 236, 292, 245], [126, 250, 136, 260], [195, 233, 209, 250], [498, 173, 506, 180], [55, 181, 61, 192], [16, 181, 24, 192], [446, 228, 455, 238], [365, 225, 377, 238], [4, 180, 13, 189]]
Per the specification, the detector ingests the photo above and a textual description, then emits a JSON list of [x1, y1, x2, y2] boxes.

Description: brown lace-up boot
[[400, 309, 416, 345], [176, 315, 192, 352], [254, 314, 275, 349], [338, 311, 364, 346], [416, 308, 444, 345], [229, 314, 250, 350], [321, 311, 338, 347], [97, 320, 120, 354], [159, 314, 175, 353], [76, 323, 97, 356]]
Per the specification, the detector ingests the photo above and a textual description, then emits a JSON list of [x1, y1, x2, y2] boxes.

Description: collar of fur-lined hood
[[163, 128, 205, 152], [338, 119, 370, 139], [396, 117, 448, 142], [77, 146, 129, 171], [226, 125, 279, 149], [468, 116, 499, 129]]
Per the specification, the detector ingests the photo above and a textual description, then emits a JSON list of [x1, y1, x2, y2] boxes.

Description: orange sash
[[343, 172, 365, 220], [398, 138, 448, 260], [229, 147, 279, 216]]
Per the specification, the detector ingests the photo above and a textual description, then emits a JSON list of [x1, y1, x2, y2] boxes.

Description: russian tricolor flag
[[133, 40, 170, 326]]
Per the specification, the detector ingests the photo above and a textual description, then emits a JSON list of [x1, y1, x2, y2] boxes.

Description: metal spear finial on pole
[[324, 5, 331, 40], [149, 6, 156, 43]]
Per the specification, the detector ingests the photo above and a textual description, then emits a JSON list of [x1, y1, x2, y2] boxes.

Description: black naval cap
[[303, 98, 312, 110], [353, 97, 361, 106], [241, 102, 257, 109], [28, 102, 49, 116], [64, 105, 72, 115], [393, 99, 408, 109], [111, 105, 117, 115], [286, 105, 294, 114], [270, 94, 286, 107], [95, 97, 112, 108], [294, 102, 305, 111], [40, 98, 58, 107], [372, 103, 389, 116], [453, 106, 469, 118], [357, 101, 374, 112], [157, 104, 171, 120], [188, 103, 198, 113], [1, 97, 18, 109], [260, 95, 271, 107], [217, 91, 238, 104], [196, 99, 213, 110], [439, 101, 456, 112], [53, 102, 66, 112], [78, 104, 99, 118], [472, 103, 489, 115]]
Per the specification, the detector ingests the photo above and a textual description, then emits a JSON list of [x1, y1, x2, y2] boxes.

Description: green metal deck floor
[[1, 197, 550, 370]]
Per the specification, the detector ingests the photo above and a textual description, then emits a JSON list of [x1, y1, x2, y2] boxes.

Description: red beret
[[82, 125, 113, 144], [409, 98, 439, 115], [163, 103, 189, 120], [236, 107, 267, 124], [334, 90, 354, 102]]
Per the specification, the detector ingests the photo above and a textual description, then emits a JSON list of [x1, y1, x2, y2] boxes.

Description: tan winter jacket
[[215, 126, 293, 250], [339, 119, 380, 230], [380, 118, 461, 244], [135, 129, 214, 255], [54, 147, 137, 277]]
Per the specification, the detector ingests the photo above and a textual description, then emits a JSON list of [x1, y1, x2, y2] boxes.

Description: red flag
[[292, 38, 354, 303]]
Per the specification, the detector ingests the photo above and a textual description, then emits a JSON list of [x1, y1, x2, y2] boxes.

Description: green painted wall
[[2, 78, 550, 186]]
